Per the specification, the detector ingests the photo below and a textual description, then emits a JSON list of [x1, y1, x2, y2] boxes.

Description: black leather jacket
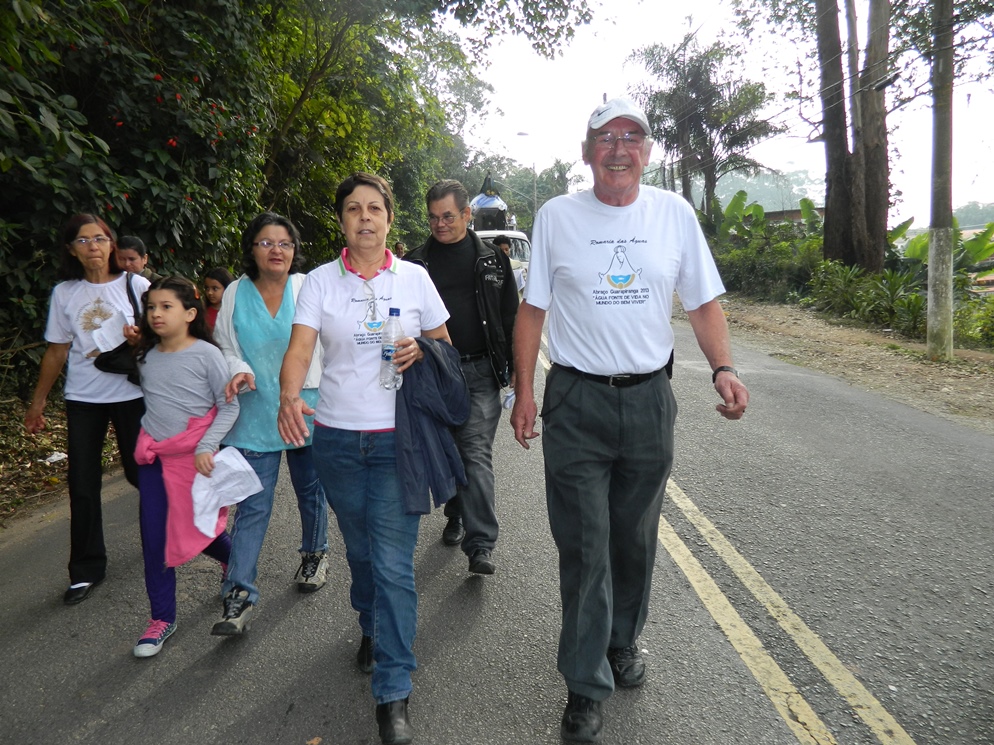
[[406, 230, 518, 386]]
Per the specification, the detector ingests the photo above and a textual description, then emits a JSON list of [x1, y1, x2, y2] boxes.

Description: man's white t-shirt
[[293, 256, 449, 430], [45, 273, 150, 403], [526, 186, 724, 376]]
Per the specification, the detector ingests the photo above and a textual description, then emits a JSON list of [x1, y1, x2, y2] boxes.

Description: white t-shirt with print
[[44, 273, 151, 403], [293, 257, 449, 431], [525, 186, 725, 376]]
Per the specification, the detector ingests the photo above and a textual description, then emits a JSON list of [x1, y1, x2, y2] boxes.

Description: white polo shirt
[[293, 254, 449, 430]]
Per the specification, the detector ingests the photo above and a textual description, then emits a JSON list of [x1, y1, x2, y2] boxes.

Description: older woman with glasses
[[210, 212, 329, 637], [278, 173, 452, 745], [25, 213, 151, 605]]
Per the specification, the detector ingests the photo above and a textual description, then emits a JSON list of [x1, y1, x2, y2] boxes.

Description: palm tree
[[631, 32, 784, 222]]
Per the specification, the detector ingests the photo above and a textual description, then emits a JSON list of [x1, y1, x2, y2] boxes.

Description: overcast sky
[[460, 0, 994, 226]]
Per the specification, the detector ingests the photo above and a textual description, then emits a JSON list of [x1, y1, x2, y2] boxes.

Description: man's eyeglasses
[[428, 213, 461, 226], [72, 236, 112, 246], [592, 132, 647, 150], [253, 240, 295, 250]]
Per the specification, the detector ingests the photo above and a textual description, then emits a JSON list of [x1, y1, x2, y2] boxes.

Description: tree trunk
[[844, 0, 871, 269], [928, 0, 954, 360], [816, 0, 854, 264], [859, 0, 891, 273]]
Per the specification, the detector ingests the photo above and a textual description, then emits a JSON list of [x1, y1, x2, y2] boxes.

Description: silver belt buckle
[[607, 374, 631, 387]]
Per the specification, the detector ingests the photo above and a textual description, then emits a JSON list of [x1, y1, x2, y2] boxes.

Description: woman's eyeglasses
[[253, 240, 295, 250], [72, 236, 112, 246]]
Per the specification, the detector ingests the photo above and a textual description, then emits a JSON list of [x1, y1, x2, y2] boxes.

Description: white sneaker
[[295, 551, 329, 593], [211, 589, 253, 635]]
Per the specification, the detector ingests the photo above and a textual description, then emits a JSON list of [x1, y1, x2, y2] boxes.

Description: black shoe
[[441, 516, 465, 546], [607, 644, 646, 688], [376, 697, 413, 744], [468, 548, 495, 575], [561, 691, 603, 742], [357, 635, 374, 674], [63, 581, 100, 605]]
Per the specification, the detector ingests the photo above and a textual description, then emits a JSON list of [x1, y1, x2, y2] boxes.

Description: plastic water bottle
[[379, 307, 404, 390]]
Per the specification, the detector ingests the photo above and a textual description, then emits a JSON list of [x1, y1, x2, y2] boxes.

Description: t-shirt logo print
[[80, 297, 114, 332], [598, 246, 642, 289], [359, 282, 385, 332]]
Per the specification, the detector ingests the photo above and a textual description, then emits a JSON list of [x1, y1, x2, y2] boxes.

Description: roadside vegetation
[[708, 191, 994, 351]]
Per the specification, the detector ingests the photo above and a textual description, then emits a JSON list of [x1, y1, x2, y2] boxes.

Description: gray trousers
[[542, 366, 677, 700], [443, 357, 502, 554]]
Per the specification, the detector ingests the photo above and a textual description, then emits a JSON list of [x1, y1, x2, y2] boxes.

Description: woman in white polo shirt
[[277, 172, 449, 745]]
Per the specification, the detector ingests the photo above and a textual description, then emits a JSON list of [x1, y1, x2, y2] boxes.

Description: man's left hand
[[714, 374, 748, 420]]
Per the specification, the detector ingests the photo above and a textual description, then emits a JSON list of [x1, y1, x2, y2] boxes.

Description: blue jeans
[[222, 446, 328, 605], [312, 427, 420, 705], [443, 357, 502, 554]]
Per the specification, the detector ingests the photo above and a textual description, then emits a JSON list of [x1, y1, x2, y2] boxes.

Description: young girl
[[130, 277, 240, 658], [202, 267, 234, 330]]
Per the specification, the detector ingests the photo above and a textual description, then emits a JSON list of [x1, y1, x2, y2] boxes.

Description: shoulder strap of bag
[[125, 272, 140, 319]]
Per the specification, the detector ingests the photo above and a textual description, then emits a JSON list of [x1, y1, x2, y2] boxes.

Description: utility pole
[[928, 0, 954, 361]]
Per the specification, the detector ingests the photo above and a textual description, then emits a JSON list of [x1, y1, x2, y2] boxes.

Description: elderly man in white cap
[[511, 97, 749, 742]]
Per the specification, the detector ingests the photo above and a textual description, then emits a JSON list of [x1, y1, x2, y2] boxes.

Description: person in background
[[202, 267, 235, 330], [117, 236, 162, 282], [211, 212, 329, 636], [405, 180, 518, 574], [511, 97, 749, 742], [130, 277, 239, 658], [393, 241, 406, 258], [493, 235, 525, 294], [278, 172, 451, 745], [24, 214, 151, 605]]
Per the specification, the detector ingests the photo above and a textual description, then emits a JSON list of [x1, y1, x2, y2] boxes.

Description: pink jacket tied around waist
[[134, 408, 228, 567]]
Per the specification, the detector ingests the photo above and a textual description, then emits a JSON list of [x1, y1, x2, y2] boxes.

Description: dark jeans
[[64, 397, 144, 585], [139, 459, 230, 624], [541, 367, 677, 701]]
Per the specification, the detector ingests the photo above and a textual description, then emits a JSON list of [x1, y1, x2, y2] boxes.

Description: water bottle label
[[381, 344, 396, 362]]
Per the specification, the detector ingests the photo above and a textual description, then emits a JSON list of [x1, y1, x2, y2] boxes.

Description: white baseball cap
[[587, 97, 651, 135]]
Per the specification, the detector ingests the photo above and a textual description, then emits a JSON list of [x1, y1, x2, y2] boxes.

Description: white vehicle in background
[[475, 229, 531, 293]]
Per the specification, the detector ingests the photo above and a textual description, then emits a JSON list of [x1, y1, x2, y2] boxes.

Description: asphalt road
[[0, 319, 990, 745]]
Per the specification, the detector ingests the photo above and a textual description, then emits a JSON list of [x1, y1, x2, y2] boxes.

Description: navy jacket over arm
[[395, 337, 470, 515]]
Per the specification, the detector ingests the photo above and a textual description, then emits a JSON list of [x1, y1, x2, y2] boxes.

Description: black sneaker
[[468, 548, 495, 574], [211, 589, 254, 636], [561, 691, 603, 742], [442, 516, 465, 546], [607, 644, 646, 687]]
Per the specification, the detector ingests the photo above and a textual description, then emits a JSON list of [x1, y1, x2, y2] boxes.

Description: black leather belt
[[553, 363, 663, 388], [459, 352, 488, 363]]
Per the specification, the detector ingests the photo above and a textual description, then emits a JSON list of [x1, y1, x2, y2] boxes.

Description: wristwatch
[[712, 365, 738, 384]]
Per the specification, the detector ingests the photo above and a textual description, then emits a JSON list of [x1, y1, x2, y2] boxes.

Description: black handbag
[[93, 273, 142, 386]]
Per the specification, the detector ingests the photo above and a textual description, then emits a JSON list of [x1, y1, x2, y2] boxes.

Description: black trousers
[[64, 397, 144, 584]]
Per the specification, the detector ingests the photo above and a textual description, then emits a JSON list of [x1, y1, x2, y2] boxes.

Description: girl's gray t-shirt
[[139, 339, 239, 454]]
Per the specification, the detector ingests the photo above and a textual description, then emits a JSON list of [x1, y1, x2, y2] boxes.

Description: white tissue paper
[[191, 448, 263, 536]]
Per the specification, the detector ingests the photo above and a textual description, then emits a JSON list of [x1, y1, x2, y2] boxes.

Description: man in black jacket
[[405, 180, 518, 574]]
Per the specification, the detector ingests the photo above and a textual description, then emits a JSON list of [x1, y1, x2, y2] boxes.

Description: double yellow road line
[[662, 483, 916, 745], [534, 340, 911, 743]]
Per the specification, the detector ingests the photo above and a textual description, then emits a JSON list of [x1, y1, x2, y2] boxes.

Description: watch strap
[[712, 365, 738, 384]]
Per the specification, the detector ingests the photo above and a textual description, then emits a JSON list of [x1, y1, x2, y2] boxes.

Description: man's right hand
[[510, 394, 540, 449]]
